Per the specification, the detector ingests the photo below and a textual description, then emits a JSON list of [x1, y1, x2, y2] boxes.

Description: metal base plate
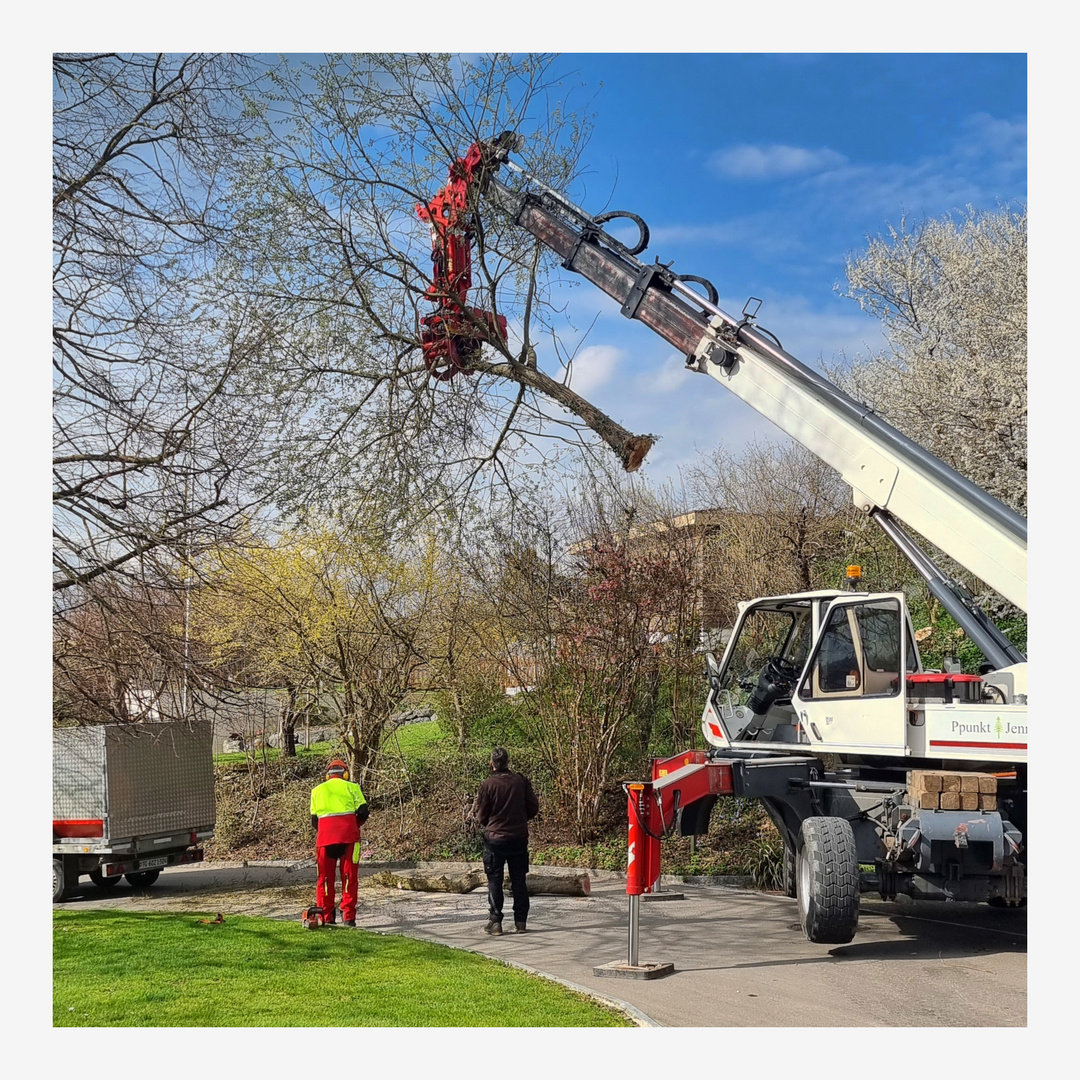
[[642, 892, 685, 901], [593, 961, 676, 980]]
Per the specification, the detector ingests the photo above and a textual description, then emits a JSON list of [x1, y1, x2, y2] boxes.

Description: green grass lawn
[[54, 911, 632, 1027], [383, 720, 449, 756]]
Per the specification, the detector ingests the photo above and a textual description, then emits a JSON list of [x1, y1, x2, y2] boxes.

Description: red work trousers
[[316, 843, 358, 922]]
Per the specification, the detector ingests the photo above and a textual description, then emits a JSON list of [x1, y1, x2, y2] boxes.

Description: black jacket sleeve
[[473, 781, 491, 828], [355, 804, 370, 826], [525, 778, 539, 820]]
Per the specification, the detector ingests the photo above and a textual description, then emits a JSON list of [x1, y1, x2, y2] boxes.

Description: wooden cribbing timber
[[906, 770, 997, 811]]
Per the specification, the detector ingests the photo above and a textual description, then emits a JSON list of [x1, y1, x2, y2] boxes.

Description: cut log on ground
[[367, 870, 485, 893], [505, 871, 591, 897], [366, 868, 591, 896]]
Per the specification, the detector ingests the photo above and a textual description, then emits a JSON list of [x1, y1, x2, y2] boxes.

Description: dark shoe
[[484, 920, 503, 936], [514, 921, 527, 933], [343, 919, 356, 927]]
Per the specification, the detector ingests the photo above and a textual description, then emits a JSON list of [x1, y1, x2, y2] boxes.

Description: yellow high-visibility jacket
[[310, 777, 367, 846]]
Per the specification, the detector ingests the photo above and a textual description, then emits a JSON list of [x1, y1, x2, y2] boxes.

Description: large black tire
[[89, 869, 123, 889], [782, 838, 797, 898], [796, 816, 860, 944], [53, 859, 66, 904], [125, 869, 161, 888]]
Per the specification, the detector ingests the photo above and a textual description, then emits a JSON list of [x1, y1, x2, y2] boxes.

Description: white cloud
[[710, 143, 848, 180], [955, 113, 1026, 163], [636, 352, 695, 395], [566, 344, 622, 395]]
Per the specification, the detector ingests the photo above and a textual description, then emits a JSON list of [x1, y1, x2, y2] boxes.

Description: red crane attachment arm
[[416, 134, 519, 381]]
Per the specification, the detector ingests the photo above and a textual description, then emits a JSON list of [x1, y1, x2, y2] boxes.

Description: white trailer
[[53, 721, 216, 902]]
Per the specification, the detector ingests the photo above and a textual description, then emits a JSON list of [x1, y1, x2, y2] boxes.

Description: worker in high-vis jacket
[[310, 759, 369, 926]]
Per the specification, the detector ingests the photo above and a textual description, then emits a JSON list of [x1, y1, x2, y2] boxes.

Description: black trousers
[[482, 837, 529, 924]]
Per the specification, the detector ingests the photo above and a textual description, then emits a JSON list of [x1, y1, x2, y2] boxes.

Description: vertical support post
[[628, 894, 640, 966]]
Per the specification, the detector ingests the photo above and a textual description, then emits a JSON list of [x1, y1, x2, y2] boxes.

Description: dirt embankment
[[208, 754, 781, 883]]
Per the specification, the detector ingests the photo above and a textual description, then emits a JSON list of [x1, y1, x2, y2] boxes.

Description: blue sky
[[524, 53, 1027, 486]]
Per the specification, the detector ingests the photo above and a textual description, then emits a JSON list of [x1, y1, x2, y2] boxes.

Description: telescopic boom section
[[463, 137, 1026, 614]]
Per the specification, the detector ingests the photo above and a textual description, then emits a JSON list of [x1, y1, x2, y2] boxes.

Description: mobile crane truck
[[417, 134, 1027, 945]]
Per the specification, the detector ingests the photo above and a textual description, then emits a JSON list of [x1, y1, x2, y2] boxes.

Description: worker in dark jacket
[[471, 747, 539, 935], [310, 759, 369, 926]]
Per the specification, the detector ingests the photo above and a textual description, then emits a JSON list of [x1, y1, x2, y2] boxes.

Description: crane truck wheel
[[88, 869, 122, 889], [796, 817, 860, 944], [53, 859, 66, 903], [125, 869, 161, 888]]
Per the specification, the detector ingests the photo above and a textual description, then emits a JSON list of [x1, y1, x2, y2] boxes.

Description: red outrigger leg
[[626, 753, 735, 896]]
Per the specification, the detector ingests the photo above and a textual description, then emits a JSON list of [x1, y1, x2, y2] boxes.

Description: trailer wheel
[[125, 869, 161, 888], [88, 870, 122, 889], [782, 839, 797, 899], [53, 859, 66, 903], [796, 817, 859, 944]]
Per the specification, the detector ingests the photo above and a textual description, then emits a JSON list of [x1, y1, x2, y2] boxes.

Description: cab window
[[799, 599, 904, 700]]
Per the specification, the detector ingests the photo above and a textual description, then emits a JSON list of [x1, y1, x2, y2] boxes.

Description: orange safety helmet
[[326, 759, 350, 781]]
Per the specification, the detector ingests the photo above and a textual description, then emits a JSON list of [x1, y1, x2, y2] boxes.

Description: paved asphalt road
[[55, 860, 1026, 1027]]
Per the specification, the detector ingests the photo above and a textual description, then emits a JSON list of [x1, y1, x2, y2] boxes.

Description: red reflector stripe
[[708, 722, 724, 738], [53, 820, 104, 838], [929, 741, 1027, 750]]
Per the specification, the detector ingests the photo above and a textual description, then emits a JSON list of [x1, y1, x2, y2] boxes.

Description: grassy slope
[[54, 911, 632, 1028]]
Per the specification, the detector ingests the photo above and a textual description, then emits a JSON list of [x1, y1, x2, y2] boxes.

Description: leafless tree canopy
[[228, 53, 652, 525], [52, 53, 296, 597]]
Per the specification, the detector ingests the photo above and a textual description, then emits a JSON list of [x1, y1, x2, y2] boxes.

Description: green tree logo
[[995, 717, 1004, 739]]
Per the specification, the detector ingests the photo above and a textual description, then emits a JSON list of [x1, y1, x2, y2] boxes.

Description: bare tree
[[53, 580, 192, 726], [685, 437, 858, 619], [53, 53, 276, 595], [474, 470, 700, 840], [230, 53, 655, 528]]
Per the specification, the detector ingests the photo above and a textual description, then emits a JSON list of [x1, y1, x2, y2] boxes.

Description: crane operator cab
[[701, 589, 920, 756]]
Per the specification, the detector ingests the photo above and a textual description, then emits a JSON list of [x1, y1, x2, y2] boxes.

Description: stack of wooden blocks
[[906, 769, 997, 811]]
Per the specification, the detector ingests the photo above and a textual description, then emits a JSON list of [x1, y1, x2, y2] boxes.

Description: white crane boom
[[688, 316, 1027, 612]]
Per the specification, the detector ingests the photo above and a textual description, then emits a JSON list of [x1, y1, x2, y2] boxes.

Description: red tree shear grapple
[[415, 133, 520, 381]]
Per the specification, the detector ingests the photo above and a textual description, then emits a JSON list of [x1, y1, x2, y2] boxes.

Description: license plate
[[138, 856, 168, 870]]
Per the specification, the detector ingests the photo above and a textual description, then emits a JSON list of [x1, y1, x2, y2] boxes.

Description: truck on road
[[53, 720, 216, 902]]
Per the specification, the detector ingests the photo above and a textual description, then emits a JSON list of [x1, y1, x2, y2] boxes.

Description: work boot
[[514, 921, 527, 933], [343, 920, 356, 927], [484, 920, 503, 936]]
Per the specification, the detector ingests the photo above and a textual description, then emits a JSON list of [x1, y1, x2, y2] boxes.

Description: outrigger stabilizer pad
[[593, 961, 675, 981]]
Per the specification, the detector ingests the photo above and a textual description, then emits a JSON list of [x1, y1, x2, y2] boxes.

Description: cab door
[[794, 594, 911, 751]]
